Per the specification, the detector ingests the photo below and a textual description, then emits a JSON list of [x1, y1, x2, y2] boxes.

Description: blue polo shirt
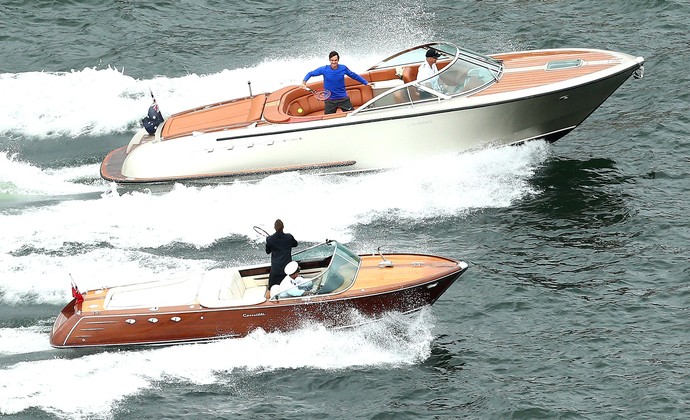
[[303, 64, 368, 100]]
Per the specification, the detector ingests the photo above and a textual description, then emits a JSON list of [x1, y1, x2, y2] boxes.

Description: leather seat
[[402, 66, 421, 100]]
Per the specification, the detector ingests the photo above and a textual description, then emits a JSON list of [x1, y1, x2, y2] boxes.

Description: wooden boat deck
[[353, 254, 460, 294], [478, 50, 621, 96], [72, 254, 458, 314], [161, 94, 267, 140], [157, 68, 399, 140]]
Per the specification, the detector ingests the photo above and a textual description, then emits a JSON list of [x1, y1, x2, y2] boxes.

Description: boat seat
[[402, 66, 422, 101], [284, 88, 324, 117], [402, 66, 419, 84], [463, 68, 495, 91], [402, 62, 450, 101], [364, 67, 400, 83], [104, 277, 201, 310], [347, 85, 374, 107], [262, 85, 296, 123], [286, 84, 374, 117], [198, 269, 267, 308]]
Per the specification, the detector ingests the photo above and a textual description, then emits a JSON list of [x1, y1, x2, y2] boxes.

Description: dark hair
[[274, 219, 284, 232], [328, 51, 339, 60]]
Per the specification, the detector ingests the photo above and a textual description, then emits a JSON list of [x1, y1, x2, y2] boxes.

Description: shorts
[[324, 97, 354, 114]]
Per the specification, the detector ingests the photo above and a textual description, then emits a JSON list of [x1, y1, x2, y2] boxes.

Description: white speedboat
[[101, 41, 644, 183]]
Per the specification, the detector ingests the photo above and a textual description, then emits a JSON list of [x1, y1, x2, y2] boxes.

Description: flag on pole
[[70, 278, 84, 304], [142, 90, 164, 134]]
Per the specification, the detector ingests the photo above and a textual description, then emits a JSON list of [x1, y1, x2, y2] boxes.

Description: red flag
[[71, 280, 84, 304]]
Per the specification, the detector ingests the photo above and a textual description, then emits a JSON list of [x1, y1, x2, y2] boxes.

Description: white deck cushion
[[105, 276, 200, 310], [198, 269, 266, 308]]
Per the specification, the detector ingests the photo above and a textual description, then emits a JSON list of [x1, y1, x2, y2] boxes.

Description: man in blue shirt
[[302, 51, 369, 114]]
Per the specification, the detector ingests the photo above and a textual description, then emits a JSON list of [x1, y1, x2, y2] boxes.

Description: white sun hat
[[284, 261, 299, 275]]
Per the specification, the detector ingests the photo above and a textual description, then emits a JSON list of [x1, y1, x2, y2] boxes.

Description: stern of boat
[[126, 127, 155, 154], [49, 299, 78, 348]]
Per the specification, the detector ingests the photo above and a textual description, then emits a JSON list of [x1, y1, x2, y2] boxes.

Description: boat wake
[[0, 326, 54, 355], [0, 152, 103, 198], [0, 56, 376, 139], [0, 309, 436, 419], [0, 142, 550, 307]]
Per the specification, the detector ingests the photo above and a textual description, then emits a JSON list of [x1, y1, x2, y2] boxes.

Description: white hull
[[102, 43, 644, 183]]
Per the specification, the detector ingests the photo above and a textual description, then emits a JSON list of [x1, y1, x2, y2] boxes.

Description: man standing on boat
[[265, 219, 298, 292], [302, 50, 369, 114]]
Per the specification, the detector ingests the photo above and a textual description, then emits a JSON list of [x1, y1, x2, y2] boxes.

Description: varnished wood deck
[[161, 94, 267, 139], [353, 254, 460, 293], [478, 50, 621, 96]]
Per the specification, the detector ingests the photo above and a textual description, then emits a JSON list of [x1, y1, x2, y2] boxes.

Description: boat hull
[[50, 268, 463, 348], [101, 45, 644, 184]]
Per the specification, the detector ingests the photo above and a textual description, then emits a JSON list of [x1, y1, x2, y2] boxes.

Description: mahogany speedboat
[[101, 41, 645, 184], [50, 241, 468, 348]]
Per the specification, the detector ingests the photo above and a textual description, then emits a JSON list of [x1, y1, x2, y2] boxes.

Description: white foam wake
[[0, 310, 435, 419]]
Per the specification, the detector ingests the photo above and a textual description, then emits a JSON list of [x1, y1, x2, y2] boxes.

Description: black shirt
[[265, 232, 298, 288]]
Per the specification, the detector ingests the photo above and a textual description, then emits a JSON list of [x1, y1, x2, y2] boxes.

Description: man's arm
[[344, 66, 369, 86], [302, 66, 325, 87]]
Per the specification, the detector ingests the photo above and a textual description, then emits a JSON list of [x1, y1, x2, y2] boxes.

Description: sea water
[[1, 1, 689, 418]]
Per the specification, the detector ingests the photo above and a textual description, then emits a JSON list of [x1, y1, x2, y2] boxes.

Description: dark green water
[[1, 1, 688, 418]]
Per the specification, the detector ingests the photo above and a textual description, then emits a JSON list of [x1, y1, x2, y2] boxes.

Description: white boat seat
[[198, 269, 267, 308], [104, 276, 200, 310]]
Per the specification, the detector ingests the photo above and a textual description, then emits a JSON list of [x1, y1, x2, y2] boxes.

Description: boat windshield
[[273, 240, 361, 299], [354, 42, 503, 114], [367, 42, 462, 70]]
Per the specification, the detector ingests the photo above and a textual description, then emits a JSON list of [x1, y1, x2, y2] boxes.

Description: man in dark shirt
[[265, 219, 298, 292]]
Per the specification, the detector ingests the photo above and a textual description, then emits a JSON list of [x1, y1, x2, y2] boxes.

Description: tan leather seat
[[402, 66, 418, 84], [402, 66, 421, 100]]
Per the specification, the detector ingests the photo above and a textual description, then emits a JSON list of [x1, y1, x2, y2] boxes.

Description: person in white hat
[[271, 261, 312, 298]]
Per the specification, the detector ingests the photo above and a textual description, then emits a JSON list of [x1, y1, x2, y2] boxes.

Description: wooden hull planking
[[50, 254, 467, 348]]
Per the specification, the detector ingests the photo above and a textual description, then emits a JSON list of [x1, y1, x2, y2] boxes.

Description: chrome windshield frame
[[270, 240, 361, 300], [352, 41, 504, 115]]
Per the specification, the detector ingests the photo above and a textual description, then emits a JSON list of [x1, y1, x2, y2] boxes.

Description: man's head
[[274, 219, 284, 232], [425, 49, 441, 64], [329, 51, 340, 69]]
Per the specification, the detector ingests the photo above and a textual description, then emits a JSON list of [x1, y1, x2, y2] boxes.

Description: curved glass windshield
[[274, 241, 361, 299], [367, 42, 460, 70], [293, 241, 336, 262], [434, 59, 497, 95], [354, 42, 503, 114]]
